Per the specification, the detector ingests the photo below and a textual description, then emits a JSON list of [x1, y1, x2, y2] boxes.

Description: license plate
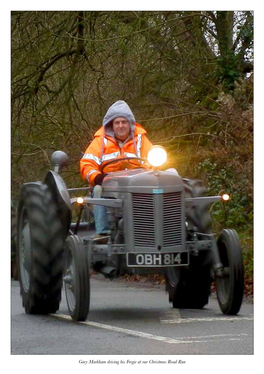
[[127, 252, 189, 267]]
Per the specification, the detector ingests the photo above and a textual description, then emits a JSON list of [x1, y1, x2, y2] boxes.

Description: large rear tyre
[[166, 253, 212, 309], [166, 179, 212, 308], [17, 183, 65, 314], [11, 204, 18, 280], [216, 229, 244, 315], [64, 235, 90, 321]]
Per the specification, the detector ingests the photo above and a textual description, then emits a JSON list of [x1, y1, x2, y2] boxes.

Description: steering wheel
[[101, 157, 146, 174]]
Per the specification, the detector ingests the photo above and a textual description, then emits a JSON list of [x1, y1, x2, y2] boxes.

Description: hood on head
[[102, 100, 136, 137]]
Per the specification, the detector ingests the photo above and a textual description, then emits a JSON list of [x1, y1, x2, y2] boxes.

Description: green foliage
[[10, 10, 253, 292], [244, 249, 253, 280], [216, 53, 242, 90], [196, 158, 253, 284], [196, 159, 253, 230], [240, 229, 253, 277]]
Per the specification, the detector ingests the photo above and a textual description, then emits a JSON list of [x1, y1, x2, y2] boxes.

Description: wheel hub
[[63, 269, 74, 290], [64, 265, 76, 309]]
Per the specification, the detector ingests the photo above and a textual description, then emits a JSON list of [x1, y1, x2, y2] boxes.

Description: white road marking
[[160, 316, 254, 324], [175, 333, 248, 339], [51, 313, 250, 345], [160, 309, 253, 324]]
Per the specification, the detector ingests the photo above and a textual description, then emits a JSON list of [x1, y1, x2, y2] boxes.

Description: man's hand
[[94, 173, 108, 186]]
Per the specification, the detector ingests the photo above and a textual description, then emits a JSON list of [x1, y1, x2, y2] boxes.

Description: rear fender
[[44, 170, 72, 235]]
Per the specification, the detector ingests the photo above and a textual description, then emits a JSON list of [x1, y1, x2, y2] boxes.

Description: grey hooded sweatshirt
[[102, 100, 136, 139]]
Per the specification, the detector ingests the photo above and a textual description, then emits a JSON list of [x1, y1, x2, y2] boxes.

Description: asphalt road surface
[[11, 273, 253, 357]]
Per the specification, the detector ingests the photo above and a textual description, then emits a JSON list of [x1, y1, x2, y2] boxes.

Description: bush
[[196, 158, 253, 230]]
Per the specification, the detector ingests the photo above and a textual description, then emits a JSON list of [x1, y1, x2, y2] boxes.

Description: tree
[[11, 11, 253, 197], [11, 10, 253, 288]]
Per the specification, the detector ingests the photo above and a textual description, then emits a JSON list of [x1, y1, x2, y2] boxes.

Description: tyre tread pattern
[[17, 183, 65, 314], [65, 235, 90, 321], [216, 229, 244, 315]]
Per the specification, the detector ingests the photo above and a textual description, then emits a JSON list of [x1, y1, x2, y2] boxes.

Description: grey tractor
[[16, 148, 244, 321]]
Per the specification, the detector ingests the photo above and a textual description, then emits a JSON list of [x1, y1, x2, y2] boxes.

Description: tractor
[[16, 147, 244, 321]]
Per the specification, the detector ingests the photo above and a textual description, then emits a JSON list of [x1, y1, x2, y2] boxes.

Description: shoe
[[93, 234, 109, 244]]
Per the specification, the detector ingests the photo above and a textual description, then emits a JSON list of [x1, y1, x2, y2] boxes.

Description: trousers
[[92, 185, 109, 234]]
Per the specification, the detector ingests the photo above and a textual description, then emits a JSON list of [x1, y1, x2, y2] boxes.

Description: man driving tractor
[[80, 100, 153, 241]]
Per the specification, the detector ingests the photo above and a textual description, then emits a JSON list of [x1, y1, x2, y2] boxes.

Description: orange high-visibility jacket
[[80, 123, 153, 186]]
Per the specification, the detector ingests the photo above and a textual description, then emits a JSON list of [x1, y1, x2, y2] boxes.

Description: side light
[[147, 146, 167, 167], [77, 197, 84, 204], [222, 194, 230, 202]]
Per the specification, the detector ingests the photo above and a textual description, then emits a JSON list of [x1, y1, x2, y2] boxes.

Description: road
[[11, 274, 253, 357]]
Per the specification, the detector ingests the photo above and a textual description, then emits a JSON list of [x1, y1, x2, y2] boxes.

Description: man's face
[[113, 117, 130, 141]]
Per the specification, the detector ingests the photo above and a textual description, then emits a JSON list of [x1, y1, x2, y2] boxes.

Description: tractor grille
[[132, 192, 182, 248], [132, 194, 155, 247], [163, 192, 182, 246]]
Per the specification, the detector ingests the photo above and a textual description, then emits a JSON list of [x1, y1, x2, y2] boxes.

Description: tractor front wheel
[[64, 235, 90, 321], [216, 229, 244, 315]]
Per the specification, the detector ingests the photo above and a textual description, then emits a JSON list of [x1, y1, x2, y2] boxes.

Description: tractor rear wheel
[[166, 179, 213, 308], [11, 204, 18, 280], [166, 253, 212, 309], [183, 178, 212, 233], [17, 183, 65, 314]]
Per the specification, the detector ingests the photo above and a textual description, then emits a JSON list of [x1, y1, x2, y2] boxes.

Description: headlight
[[147, 146, 167, 167], [77, 197, 84, 204], [222, 194, 230, 202]]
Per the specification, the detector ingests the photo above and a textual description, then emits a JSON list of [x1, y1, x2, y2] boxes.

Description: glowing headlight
[[77, 197, 84, 204], [222, 194, 230, 202], [147, 146, 167, 167]]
